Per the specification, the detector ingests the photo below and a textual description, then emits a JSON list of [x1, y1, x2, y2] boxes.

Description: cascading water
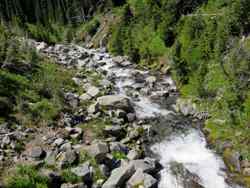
[[38, 43, 240, 188]]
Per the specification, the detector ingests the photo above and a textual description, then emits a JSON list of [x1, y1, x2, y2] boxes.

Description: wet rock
[[131, 158, 159, 174], [88, 142, 109, 163], [71, 162, 92, 182], [29, 146, 46, 160], [97, 95, 133, 112], [113, 56, 124, 64], [126, 169, 157, 188], [102, 163, 135, 188], [146, 76, 157, 87]]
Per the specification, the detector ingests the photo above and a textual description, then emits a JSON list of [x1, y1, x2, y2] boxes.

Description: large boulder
[[126, 169, 157, 188], [97, 95, 133, 112], [102, 163, 135, 188]]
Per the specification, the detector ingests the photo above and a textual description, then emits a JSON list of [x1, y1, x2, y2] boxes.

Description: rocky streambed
[[0, 41, 241, 188]]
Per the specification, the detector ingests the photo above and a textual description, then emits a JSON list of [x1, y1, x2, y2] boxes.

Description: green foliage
[[61, 170, 81, 184], [112, 151, 127, 160], [5, 165, 49, 188]]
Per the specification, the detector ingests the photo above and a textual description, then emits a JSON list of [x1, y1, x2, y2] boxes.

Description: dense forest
[[0, 0, 250, 187]]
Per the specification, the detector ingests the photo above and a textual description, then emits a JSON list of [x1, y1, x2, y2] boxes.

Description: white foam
[[151, 130, 232, 188]]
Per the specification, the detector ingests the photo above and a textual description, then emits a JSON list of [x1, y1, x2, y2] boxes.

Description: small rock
[[79, 94, 92, 102], [2, 135, 11, 145], [127, 113, 136, 122], [29, 146, 46, 160], [146, 76, 157, 87], [60, 183, 87, 188], [87, 86, 100, 98], [53, 138, 65, 147], [110, 142, 128, 153], [87, 103, 99, 115]]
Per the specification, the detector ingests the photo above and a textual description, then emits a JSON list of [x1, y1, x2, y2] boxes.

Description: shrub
[[5, 165, 49, 188]]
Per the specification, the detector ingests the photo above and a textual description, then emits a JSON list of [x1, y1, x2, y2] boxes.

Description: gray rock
[[88, 142, 109, 163], [109, 142, 128, 153], [87, 103, 99, 115], [60, 143, 72, 151], [58, 149, 78, 169], [65, 92, 79, 108], [102, 163, 135, 188], [79, 93, 92, 102], [29, 146, 46, 160], [87, 86, 100, 98], [126, 169, 157, 188], [99, 164, 110, 177], [146, 76, 157, 87], [104, 126, 124, 138], [131, 158, 157, 174], [2, 135, 11, 145], [97, 95, 133, 112], [113, 56, 124, 64], [127, 150, 140, 160], [53, 138, 65, 147], [71, 162, 92, 182], [45, 151, 57, 166], [127, 113, 136, 122]]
